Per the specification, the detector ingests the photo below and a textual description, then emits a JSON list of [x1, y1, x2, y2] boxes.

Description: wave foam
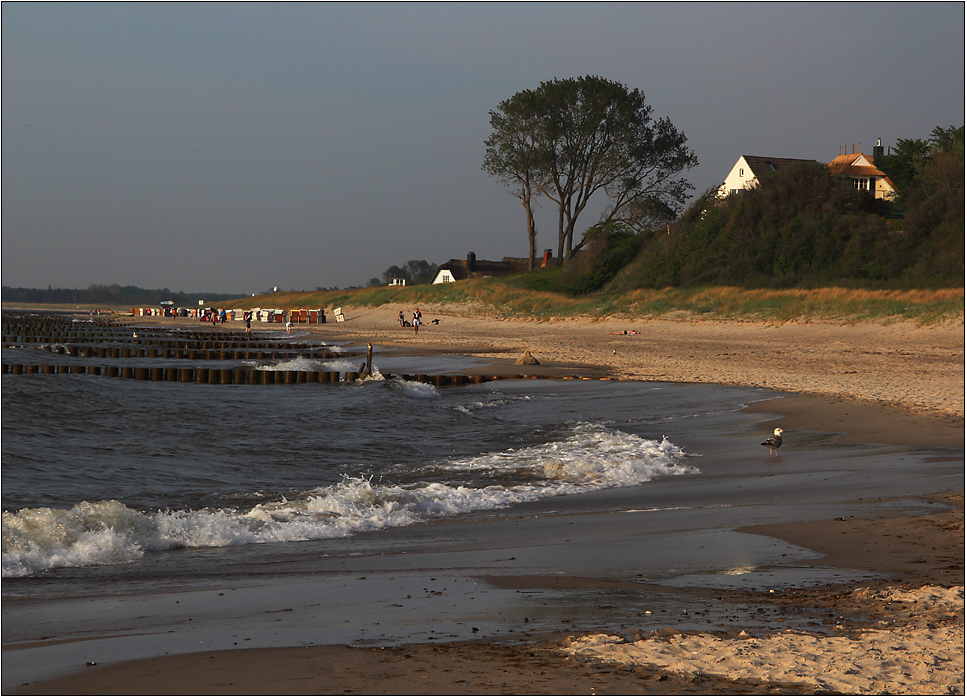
[[257, 357, 361, 372], [3, 426, 690, 577], [389, 378, 440, 399]]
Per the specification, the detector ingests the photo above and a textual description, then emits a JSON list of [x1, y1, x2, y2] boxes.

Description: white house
[[718, 155, 819, 197]]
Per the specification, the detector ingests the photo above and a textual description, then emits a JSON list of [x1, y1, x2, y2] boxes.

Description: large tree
[[483, 76, 697, 265], [379, 259, 437, 285]]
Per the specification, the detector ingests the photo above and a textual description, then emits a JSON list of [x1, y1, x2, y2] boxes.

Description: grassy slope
[[7, 274, 961, 325], [230, 276, 964, 326]]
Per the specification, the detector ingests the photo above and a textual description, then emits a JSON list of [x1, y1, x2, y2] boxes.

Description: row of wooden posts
[[4, 336, 338, 350], [1, 318, 317, 348], [2, 317, 604, 385], [16, 344, 343, 361], [1, 363, 596, 385]]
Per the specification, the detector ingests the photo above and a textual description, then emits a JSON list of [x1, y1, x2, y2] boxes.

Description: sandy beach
[[285, 304, 965, 414], [8, 305, 964, 695], [122, 303, 965, 417]]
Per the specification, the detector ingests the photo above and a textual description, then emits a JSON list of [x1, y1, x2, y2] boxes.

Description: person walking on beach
[[413, 313, 421, 335], [398, 310, 405, 327], [244, 311, 252, 333]]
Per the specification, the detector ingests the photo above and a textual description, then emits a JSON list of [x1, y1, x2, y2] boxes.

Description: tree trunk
[[522, 194, 537, 271], [556, 208, 566, 266]]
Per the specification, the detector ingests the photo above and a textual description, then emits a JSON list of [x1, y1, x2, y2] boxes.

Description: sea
[[2, 313, 963, 686], [1, 325, 708, 581]]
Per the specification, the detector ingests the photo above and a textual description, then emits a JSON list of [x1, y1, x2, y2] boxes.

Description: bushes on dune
[[609, 153, 962, 291]]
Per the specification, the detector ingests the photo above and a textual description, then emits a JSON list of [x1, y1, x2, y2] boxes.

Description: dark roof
[[742, 155, 819, 181], [435, 258, 513, 281]]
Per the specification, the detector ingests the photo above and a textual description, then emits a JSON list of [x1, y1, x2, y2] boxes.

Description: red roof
[[827, 153, 895, 189]]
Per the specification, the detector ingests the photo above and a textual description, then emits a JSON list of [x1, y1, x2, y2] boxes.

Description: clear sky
[[3, 2, 964, 294]]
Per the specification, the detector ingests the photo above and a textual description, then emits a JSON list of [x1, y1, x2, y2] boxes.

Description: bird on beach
[[761, 428, 784, 457]]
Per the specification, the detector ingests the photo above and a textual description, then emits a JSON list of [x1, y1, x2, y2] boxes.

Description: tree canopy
[[1, 284, 241, 305], [377, 259, 437, 286], [484, 76, 697, 267]]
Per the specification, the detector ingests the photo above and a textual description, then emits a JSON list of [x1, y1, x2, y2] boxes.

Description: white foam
[[2, 425, 691, 577], [390, 378, 440, 399], [453, 395, 532, 415], [258, 357, 360, 372]]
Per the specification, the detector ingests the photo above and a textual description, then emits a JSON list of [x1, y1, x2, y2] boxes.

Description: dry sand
[[17, 306, 964, 695], [562, 584, 964, 694]]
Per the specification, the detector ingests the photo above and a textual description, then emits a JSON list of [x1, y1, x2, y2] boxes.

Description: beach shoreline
[[115, 302, 965, 417], [6, 305, 964, 694], [14, 493, 963, 695]]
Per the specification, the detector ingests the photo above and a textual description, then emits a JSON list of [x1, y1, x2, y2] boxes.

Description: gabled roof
[[828, 153, 886, 177], [827, 153, 896, 189], [741, 155, 819, 180]]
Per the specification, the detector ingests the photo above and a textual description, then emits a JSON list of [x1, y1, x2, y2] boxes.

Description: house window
[[442, 274, 451, 283], [852, 178, 869, 190], [739, 168, 744, 176]]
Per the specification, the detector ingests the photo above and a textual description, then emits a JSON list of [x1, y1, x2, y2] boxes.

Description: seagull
[[761, 428, 784, 457]]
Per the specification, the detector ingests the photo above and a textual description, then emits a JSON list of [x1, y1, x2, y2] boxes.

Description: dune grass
[[228, 278, 963, 326], [7, 281, 960, 325]]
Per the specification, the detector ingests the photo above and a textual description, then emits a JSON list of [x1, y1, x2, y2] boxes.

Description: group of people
[[398, 308, 423, 333], [201, 309, 227, 325], [397, 308, 439, 334]]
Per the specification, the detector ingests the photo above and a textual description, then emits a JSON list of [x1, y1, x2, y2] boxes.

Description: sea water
[[0, 340, 723, 580], [2, 318, 961, 591], [4, 318, 965, 689]]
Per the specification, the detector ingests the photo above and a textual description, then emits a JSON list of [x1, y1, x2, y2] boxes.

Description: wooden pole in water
[[366, 343, 373, 376]]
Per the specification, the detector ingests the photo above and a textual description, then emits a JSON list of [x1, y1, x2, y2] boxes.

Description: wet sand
[[15, 494, 963, 695], [9, 306, 965, 695]]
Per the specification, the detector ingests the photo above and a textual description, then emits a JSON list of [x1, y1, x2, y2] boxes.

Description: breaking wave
[[3, 425, 690, 577]]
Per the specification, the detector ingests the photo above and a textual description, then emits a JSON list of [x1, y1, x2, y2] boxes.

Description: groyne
[[2, 314, 603, 386]]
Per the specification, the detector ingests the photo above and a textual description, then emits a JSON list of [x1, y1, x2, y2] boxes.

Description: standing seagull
[[761, 428, 784, 457]]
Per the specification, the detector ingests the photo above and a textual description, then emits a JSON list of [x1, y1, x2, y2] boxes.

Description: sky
[[3, 2, 964, 295]]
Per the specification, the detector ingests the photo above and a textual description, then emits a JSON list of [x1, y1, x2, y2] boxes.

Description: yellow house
[[827, 150, 896, 200]]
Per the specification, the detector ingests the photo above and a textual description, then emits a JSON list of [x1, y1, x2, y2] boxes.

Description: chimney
[[467, 251, 476, 273], [873, 138, 884, 162]]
